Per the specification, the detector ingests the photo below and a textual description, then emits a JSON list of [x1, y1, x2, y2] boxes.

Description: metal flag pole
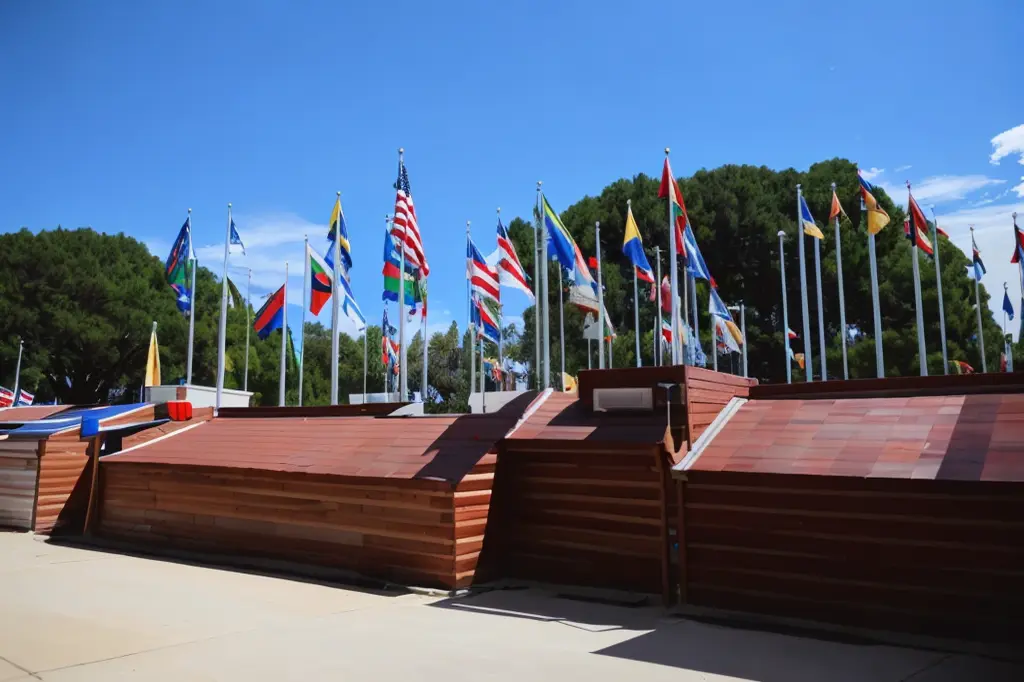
[[971, 226, 987, 373], [215, 204, 232, 410], [186, 208, 196, 386], [421, 291, 428, 400], [299, 236, 308, 406], [12, 339, 23, 405], [398, 152, 408, 400], [795, 185, 813, 382], [280, 261, 288, 406], [540, 188, 551, 389], [596, 221, 605, 369], [244, 268, 251, 393], [908, 184, 928, 377], [666, 149, 680, 365], [813, 226, 826, 381], [738, 304, 748, 378], [778, 231, 792, 384], [363, 325, 368, 399], [712, 315, 718, 372], [557, 262, 565, 384], [654, 247, 662, 366], [330, 191, 342, 405], [832, 183, 849, 380], [497, 207, 504, 387], [930, 206, 949, 374], [628, 200, 640, 367], [479, 333, 486, 412], [533, 183, 542, 390], [588, 337, 592, 369], [1004, 282, 1009, 372], [865, 196, 885, 378], [467, 221, 475, 396], [690, 272, 699, 366], [682, 253, 689, 365]]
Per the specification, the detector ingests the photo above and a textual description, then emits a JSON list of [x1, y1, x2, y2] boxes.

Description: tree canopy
[[1, 158, 1010, 407]]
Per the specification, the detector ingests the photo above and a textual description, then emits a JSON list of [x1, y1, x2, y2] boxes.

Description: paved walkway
[[0, 533, 1019, 681]]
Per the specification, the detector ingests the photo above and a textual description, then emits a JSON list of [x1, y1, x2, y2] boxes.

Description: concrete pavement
[[0, 533, 1019, 681]]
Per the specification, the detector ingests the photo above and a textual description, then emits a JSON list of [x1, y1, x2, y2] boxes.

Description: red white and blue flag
[[496, 219, 534, 301], [392, 159, 428, 277], [18, 389, 33, 406], [253, 284, 286, 340], [471, 295, 501, 345], [905, 191, 934, 256], [1010, 215, 1024, 265], [0, 386, 14, 408], [467, 238, 500, 304]]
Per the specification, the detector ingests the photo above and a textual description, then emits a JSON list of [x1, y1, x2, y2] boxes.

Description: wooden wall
[[0, 440, 39, 530], [483, 440, 671, 597], [680, 471, 1024, 641], [683, 367, 754, 443], [97, 462, 466, 589], [452, 452, 495, 588], [34, 433, 92, 534]]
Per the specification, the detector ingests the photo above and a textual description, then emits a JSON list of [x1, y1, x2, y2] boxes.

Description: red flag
[[907, 192, 934, 256], [658, 158, 687, 257], [660, 276, 672, 313], [829, 191, 846, 221]]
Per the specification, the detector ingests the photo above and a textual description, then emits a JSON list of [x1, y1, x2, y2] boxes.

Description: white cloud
[[1013, 177, 1024, 198], [881, 175, 1006, 207], [894, 165, 913, 173], [860, 167, 884, 181], [990, 124, 1024, 165]]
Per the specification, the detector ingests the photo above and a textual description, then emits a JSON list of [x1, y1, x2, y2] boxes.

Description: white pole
[[215, 204, 232, 410], [796, 185, 813, 382], [421, 308, 428, 401], [1003, 282, 1008, 372], [833, 183, 849, 380], [911, 236, 928, 377], [865, 194, 884, 377], [185, 208, 196, 386], [931, 206, 949, 374], [558, 263, 565, 382], [330, 191, 342, 405], [779, 231, 792, 384], [972, 226, 987, 373], [666, 149, 680, 365], [741, 303, 747, 378], [814, 225, 827, 381], [654, 246, 662, 366], [299, 236, 308, 407], [362, 327, 367, 399], [479, 334, 485, 412], [712, 316, 718, 372], [690, 272, 699, 365], [540, 187, 551, 389], [244, 268, 251, 392], [12, 339, 23, 404], [608, 335, 613, 368], [630, 198, 641, 368], [588, 338, 592, 369], [467, 220, 475, 396], [682, 254, 689, 364], [280, 261, 288, 405], [596, 221, 605, 369], [398, 152, 408, 400], [533, 183, 541, 390]]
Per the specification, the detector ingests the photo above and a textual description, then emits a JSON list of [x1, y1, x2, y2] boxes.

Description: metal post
[[185, 208, 196, 386], [682, 256, 689, 364], [215, 204, 232, 409], [666, 149, 680, 365], [540, 187, 551, 389], [398, 153, 408, 400], [911, 238, 928, 377], [479, 335, 485, 412], [362, 330, 367, 400], [972, 226, 987, 373], [331, 192, 343, 405], [931, 206, 949, 374], [740, 303, 747, 378], [421, 307, 428, 400], [12, 339, 23, 404], [1004, 282, 1009, 372], [244, 268, 251, 392], [866, 194, 884, 377], [796, 185, 813, 382], [814, 227, 826, 381], [280, 261, 288, 406], [558, 263, 565, 382], [299, 235, 308, 406], [779, 231, 792, 384], [467, 221, 474, 397], [596, 221, 605, 369], [690, 272, 699, 366], [533, 183, 541, 390], [633, 266, 641, 367], [833, 183, 849, 380], [654, 246, 662, 366]]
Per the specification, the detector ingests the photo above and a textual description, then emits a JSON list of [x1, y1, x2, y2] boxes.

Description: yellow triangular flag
[[145, 322, 161, 387]]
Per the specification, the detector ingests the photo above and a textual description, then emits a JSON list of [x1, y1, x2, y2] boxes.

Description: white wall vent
[[593, 387, 653, 413]]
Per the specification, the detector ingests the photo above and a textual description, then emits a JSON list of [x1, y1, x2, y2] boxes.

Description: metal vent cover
[[593, 387, 654, 413]]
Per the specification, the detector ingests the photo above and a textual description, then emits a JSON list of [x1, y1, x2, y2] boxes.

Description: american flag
[[0, 386, 13, 407], [392, 159, 429, 278]]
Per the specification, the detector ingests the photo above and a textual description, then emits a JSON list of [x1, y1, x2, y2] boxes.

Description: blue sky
[[2, 0, 1023, 350]]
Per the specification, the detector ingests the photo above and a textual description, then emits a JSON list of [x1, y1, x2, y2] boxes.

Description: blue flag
[[1004, 291, 1016, 321], [229, 219, 245, 255]]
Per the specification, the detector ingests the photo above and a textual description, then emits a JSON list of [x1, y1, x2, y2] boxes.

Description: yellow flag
[[144, 322, 161, 387], [562, 373, 577, 392]]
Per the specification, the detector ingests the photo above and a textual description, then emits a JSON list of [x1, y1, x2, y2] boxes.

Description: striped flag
[[496, 218, 533, 301], [467, 238, 500, 304], [18, 389, 34, 406], [471, 295, 501, 345], [392, 159, 428, 278], [0, 386, 14, 407]]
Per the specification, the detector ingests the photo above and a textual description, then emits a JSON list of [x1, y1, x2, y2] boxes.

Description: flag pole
[[533, 183, 542, 390], [666, 148, 680, 365], [595, 221, 605, 369], [185, 208, 196, 386], [971, 226, 987, 373], [865, 198, 885, 378], [397, 152, 408, 400], [796, 185, 813, 381], [479, 333, 485, 412], [244, 268, 251, 393], [629, 201, 641, 367], [690, 272, 699, 366], [908, 184, 928, 377], [740, 303, 747, 378], [712, 313, 718, 372], [467, 220, 475, 396], [654, 246, 662, 366], [497, 207, 504, 387], [540, 187, 551, 389], [299, 235, 308, 406], [832, 183, 849, 380], [280, 261, 288, 406], [330, 191, 342, 405], [421, 298, 428, 400], [778, 230, 792, 384], [12, 339, 23, 405], [363, 325, 368, 399], [1004, 282, 1009, 371], [930, 206, 949, 374], [813, 224, 826, 381], [557, 261, 565, 383], [682, 252, 689, 364], [215, 203, 232, 410]]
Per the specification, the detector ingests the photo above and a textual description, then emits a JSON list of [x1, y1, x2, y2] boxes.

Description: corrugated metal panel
[[680, 470, 1024, 641], [0, 440, 39, 530]]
